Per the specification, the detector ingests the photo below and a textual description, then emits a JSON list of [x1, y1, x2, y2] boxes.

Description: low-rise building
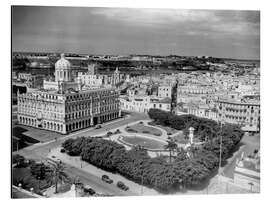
[[120, 95, 171, 113], [217, 99, 260, 132], [158, 85, 172, 98]]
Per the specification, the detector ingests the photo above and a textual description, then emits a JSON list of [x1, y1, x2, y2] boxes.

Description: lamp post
[[16, 139, 19, 152], [38, 176, 41, 190], [139, 146, 144, 195], [248, 182, 254, 192], [218, 120, 225, 177], [141, 170, 144, 195]]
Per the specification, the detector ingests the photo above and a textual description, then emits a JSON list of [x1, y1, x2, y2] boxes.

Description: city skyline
[[12, 6, 260, 60]]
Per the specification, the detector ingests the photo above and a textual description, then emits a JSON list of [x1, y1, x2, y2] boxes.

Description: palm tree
[[164, 139, 178, 163], [51, 161, 69, 193]]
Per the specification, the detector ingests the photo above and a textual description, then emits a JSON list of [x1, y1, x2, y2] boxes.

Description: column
[[62, 124, 66, 134], [90, 117, 93, 126], [118, 109, 121, 117]]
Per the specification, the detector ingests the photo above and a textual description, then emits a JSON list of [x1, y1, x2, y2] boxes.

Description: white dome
[[55, 53, 71, 69]]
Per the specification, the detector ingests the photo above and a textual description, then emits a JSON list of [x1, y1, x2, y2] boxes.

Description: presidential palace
[[17, 54, 121, 134]]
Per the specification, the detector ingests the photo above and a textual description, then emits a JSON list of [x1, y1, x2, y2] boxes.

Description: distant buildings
[[158, 85, 172, 98], [77, 64, 103, 89], [120, 96, 171, 113], [17, 54, 120, 134], [14, 73, 44, 89]]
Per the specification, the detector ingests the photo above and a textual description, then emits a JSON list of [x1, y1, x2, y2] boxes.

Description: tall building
[[17, 54, 121, 134]]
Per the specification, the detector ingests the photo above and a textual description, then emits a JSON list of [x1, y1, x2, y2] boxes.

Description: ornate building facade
[[17, 54, 121, 134], [217, 99, 260, 132]]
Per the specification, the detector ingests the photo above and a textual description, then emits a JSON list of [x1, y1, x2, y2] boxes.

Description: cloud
[[90, 8, 260, 36], [90, 8, 218, 25]]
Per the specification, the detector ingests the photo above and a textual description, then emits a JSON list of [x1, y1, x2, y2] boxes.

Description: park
[[59, 109, 244, 193]]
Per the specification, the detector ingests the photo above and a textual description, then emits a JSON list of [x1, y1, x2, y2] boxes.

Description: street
[[13, 111, 148, 196], [64, 164, 137, 196]]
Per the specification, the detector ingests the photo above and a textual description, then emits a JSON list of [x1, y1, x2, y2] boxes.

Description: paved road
[[14, 111, 148, 160], [13, 111, 148, 196], [64, 164, 137, 196]]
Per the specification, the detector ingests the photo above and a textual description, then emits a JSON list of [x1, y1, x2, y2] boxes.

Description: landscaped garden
[[148, 121, 178, 135], [61, 109, 244, 193], [125, 122, 162, 136], [119, 135, 166, 150]]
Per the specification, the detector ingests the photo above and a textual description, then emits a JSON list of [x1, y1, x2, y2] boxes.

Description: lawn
[[148, 121, 179, 135], [125, 122, 162, 136], [121, 136, 166, 150]]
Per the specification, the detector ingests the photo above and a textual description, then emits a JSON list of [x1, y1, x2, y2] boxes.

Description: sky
[[12, 6, 260, 59]]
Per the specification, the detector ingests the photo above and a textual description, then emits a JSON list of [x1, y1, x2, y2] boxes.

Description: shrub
[[60, 148, 66, 153], [127, 128, 137, 133], [115, 129, 121, 134]]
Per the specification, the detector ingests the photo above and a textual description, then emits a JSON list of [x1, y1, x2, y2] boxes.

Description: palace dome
[[55, 53, 71, 69]]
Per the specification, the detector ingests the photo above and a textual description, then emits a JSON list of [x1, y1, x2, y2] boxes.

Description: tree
[[60, 128, 244, 193], [164, 139, 178, 163], [51, 162, 69, 193], [12, 154, 25, 167], [30, 162, 52, 180]]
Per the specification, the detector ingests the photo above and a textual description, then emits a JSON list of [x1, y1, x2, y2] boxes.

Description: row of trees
[[61, 109, 243, 193]]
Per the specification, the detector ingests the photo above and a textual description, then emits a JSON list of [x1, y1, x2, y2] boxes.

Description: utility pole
[[141, 169, 144, 195], [218, 120, 225, 178], [218, 133, 223, 174], [17, 140, 19, 152]]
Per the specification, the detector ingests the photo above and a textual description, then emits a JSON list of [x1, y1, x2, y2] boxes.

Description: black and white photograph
[[10, 3, 261, 199]]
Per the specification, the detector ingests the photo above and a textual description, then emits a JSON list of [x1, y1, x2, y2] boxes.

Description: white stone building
[[217, 99, 260, 132], [158, 85, 172, 98], [120, 95, 171, 113], [17, 54, 121, 134]]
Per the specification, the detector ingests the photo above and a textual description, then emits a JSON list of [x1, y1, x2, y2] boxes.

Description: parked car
[[84, 185, 96, 195], [101, 175, 113, 184], [116, 181, 129, 191], [95, 124, 102, 129]]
